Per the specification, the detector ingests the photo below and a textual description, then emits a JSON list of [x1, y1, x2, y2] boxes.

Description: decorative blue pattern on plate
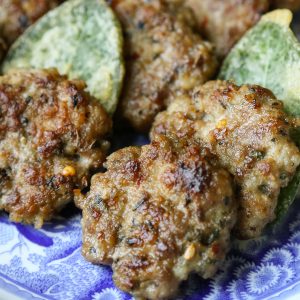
[[0, 211, 131, 300], [2, 196, 300, 300], [1, 137, 300, 300]]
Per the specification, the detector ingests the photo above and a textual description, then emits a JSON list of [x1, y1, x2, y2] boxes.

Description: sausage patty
[[151, 80, 300, 239], [184, 0, 269, 58], [0, 0, 60, 47], [0, 68, 112, 227], [76, 135, 236, 299], [112, 0, 217, 132]]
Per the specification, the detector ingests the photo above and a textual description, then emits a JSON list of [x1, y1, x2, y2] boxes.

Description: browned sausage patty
[[112, 0, 217, 132], [0, 69, 112, 227], [184, 0, 269, 58], [76, 135, 236, 299], [151, 81, 300, 239], [0, 0, 60, 47]]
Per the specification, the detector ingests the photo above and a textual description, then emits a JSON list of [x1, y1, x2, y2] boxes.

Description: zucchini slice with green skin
[[219, 9, 300, 223], [219, 9, 300, 117], [2, 0, 124, 115]]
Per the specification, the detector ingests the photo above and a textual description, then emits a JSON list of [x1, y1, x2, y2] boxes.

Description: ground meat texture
[[0, 69, 112, 227], [111, 0, 217, 132], [151, 81, 300, 239], [184, 0, 269, 58], [0, 0, 60, 47], [76, 135, 236, 300]]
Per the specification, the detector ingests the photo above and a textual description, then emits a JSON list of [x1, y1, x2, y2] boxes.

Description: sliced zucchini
[[219, 9, 300, 117], [2, 0, 124, 115]]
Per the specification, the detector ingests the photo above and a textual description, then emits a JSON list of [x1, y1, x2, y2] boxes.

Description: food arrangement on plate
[[1, 0, 300, 299]]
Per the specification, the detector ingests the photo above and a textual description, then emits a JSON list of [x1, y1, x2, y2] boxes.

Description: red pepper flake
[[212, 243, 220, 255]]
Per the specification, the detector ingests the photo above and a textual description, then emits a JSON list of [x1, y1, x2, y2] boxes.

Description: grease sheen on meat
[[112, 0, 217, 132], [0, 0, 60, 47], [152, 81, 300, 239], [76, 135, 236, 299], [0, 69, 112, 227]]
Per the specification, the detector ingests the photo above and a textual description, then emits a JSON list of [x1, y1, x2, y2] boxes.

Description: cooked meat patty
[[151, 81, 300, 239], [111, 0, 217, 132], [76, 135, 236, 299], [273, 0, 300, 10], [182, 0, 269, 58], [0, 0, 60, 47], [0, 69, 112, 227]]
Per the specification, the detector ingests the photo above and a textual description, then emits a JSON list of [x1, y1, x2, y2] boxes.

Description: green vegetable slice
[[2, 0, 124, 115], [219, 9, 300, 116], [219, 9, 300, 221], [276, 169, 300, 220]]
